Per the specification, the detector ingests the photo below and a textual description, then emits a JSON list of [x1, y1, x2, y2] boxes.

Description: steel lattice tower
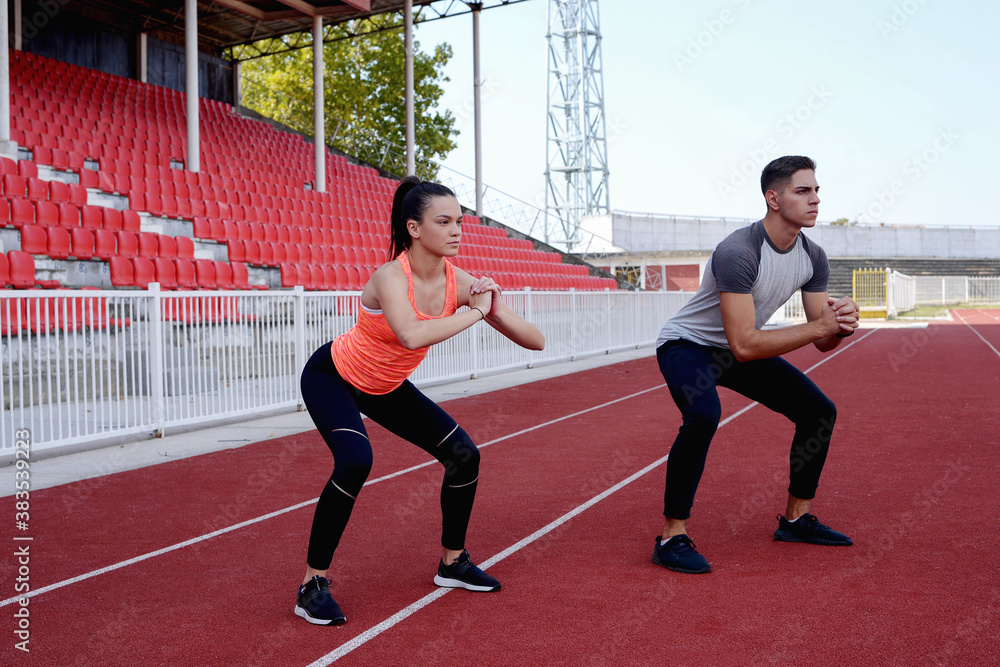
[[544, 0, 610, 248]]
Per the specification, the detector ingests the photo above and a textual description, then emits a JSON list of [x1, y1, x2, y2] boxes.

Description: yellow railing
[[853, 268, 888, 318]]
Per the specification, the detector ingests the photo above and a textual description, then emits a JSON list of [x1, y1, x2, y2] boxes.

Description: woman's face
[[409, 195, 463, 257]]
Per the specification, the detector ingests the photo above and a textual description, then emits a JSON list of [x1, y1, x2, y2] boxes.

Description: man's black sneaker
[[294, 576, 347, 626], [773, 513, 853, 546], [433, 550, 501, 592], [652, 534, 712, 574]]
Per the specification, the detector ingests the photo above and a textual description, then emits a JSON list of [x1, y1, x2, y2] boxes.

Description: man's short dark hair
[[760, 156, 816, 195]]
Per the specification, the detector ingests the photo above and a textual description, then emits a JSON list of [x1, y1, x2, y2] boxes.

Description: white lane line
[[955, 310, 1000, 360], [307, 331, 874, 665], [0, 385, 665, 608]]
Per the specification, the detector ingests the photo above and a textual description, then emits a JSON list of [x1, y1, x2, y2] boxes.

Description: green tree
[[237, 18, 456, 178]]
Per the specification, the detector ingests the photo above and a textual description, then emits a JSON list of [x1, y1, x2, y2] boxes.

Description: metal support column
[[185, 0, 200, 173], [472, 3, 483, 216], [0, 0, 14, 156], [313, 15, 326, 192], [404, 0, 415, 176]]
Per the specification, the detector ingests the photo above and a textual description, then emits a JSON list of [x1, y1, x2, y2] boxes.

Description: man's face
[[773, 169, 820, 228]]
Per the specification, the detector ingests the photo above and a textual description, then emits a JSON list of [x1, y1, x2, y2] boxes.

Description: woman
[[295, 176, 545, 625]]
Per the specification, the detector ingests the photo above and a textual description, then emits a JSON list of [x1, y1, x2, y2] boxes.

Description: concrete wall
[[609, 213, 1000, 259]]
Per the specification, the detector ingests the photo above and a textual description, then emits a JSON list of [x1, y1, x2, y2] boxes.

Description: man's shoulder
[[714, 221, 764, 260]]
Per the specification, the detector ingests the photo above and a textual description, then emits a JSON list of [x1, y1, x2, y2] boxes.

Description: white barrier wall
[[608, 212, 1000, 259]]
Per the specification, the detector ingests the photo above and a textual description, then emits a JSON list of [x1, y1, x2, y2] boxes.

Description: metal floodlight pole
[[544, 0, 610, 249]]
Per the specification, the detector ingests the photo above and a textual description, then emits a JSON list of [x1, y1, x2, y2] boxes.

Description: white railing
[[889, 272, 1000, 312], [1, 287, 692, 459], [766, 291, 807, 326]]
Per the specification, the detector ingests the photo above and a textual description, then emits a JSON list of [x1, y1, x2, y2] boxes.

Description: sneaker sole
[[773, 530, 853, 546], [433, 574, 501, 592], [651, 551, 712, 574], [294, 604, 346, 626]]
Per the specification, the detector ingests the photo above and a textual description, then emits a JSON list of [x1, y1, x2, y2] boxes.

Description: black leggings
[[657, 339, 837, 520], [300, 342, 481, 570]]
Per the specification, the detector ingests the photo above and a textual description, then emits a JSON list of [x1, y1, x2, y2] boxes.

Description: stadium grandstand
[[0, 49, 614, 293]]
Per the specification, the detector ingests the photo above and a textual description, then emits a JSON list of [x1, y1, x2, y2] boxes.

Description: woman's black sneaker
[[773, 513, 853, 546], [295, 576, 347, 625], [433, 550, 501, 592], [652, 534, 712, 573]]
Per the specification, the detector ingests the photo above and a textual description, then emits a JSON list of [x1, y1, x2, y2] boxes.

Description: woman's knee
[[330, 432, 374, 490], [440, 426, 480, 479]]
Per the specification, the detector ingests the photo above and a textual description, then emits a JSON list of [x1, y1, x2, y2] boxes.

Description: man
[[652, 156, 859, 574]]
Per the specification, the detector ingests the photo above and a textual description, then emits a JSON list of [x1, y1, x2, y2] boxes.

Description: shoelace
[[667, 536, 698, 553]]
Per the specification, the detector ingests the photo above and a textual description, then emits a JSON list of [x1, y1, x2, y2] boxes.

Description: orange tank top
[[331, 251, 458, 395]]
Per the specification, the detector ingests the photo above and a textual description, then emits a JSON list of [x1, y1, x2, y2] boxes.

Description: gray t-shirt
[[656, 220, 829, 349]]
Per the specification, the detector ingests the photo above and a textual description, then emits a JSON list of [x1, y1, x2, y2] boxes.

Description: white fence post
[[149, 283, 165, 437], [470, 303, 480, 378], [524, 287, 533, 368], [294, 286, 306, 409], [605, 287, 612, 354]]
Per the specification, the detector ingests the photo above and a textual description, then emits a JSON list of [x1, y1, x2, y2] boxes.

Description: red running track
[[2, 312, 999, 666]]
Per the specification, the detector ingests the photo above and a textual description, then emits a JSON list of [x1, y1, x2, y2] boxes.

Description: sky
[[413, 0, 999, 229]]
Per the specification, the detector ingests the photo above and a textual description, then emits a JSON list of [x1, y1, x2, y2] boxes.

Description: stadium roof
[[81, 1, 525, 54]]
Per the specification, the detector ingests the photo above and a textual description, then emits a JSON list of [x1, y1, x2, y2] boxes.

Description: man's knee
[[682, 402, 722, 434]]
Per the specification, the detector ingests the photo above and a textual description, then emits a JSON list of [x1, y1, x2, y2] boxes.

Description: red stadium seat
[[3, 174, 27, 199], [158, 235, 177, 258], [47, 226, 72, 259], [93, 229, 117, 260], [8, 251, 58, 288], [214, 261, 235, 290], [68, 183, 88, 207], [132, 257, 156, 289], [175, 236, 195, 259], [279, 263, 298, 288], [226, 239, 245, 262], [153, 257, 177, 290], [175, 259, 197, 290], [116, 231, 139, 258], [20, 225, 49, 254], [71, 228, 95, 260], [194, 259, 217, 288], [48, 181, 69, 204], [34, 200, 57, 226], [0, 157, 18, 176], [109, 256, 134, 286], [58, 203, 79, 227], [0, 253, 8, 287], [79, 168, 99, 189], [121, 210, 141, 232], [80, 205, 102, 229], [137, 231, 159, 257], [25, 177, 49, 201], [243, 240, 260, 264], [232, 262, 250, 289], [0, 199, 9, 226], [101, 207, 123, 230]]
